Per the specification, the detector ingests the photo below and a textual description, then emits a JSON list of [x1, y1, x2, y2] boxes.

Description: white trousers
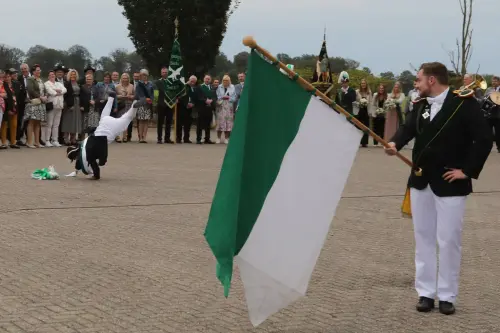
[[41, 108, 62, 142], [410, 185, 466, 303]]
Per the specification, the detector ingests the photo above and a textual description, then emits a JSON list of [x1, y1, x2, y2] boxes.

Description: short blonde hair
[[140, 69, 149, 76], [120, 73, 130, 84], [67, 69, 79, 82], [222, 75, 231, 84]]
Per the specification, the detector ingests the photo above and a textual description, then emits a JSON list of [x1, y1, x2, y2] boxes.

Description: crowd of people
[[2, 62, 498, 154], [335, 74, 500, 151], [0, 63, 247, 152]]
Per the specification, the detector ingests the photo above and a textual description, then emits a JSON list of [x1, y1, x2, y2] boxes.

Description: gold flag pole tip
[[414, 168, 423, 177], [243, 36, 257, 48]]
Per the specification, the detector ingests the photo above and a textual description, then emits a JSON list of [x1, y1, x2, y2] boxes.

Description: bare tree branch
[[445, 0, 473, 76]]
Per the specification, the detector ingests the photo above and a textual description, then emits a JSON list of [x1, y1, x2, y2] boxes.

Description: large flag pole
[[242, 36, 415, 171], [173, 17, 179, 144]]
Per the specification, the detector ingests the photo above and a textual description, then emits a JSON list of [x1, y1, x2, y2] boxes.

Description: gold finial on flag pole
[[174, 17, 179, 37]]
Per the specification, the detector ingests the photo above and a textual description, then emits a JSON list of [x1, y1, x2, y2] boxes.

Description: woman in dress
[[0, 69, 19, 149], [115, 73, 135, 142], [62, 69, 83, 145], [24, 64, 47, 148], [95, 72, 117, 116], [215, 75, 235, 144], [80, 73, 99, 134], [43, 70, 67, 147], [384, 81, 405, 141], [355, 79, 372, 147], [135, 69, 154, 143], [370, 84, 387, 146]]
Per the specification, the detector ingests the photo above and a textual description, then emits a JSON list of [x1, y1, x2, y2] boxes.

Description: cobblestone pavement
[[1, 133, 499, 333]]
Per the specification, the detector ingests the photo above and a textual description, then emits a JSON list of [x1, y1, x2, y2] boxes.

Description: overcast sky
[[4, 0, 497, 76]]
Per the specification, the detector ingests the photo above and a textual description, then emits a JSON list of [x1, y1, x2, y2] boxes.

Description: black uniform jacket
[[391, 89, 493, 197]]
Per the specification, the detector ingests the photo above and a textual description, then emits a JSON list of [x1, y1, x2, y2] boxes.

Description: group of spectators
[[0, 63, 246, 152]]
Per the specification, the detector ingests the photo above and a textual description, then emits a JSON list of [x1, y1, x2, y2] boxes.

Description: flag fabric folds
[[204, 50, 362, 326], [163, 38, 186, 109]]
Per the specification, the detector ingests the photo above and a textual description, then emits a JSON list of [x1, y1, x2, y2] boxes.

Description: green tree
[[25, 45, 66, 72], [127, 51, 147, 74], [233, 51, 249, 73], [397, 70, 416, 92], [210, 52, 233, 79], [118, 0, 239, 78], [108, 48, 130, 73], [380, 71, 396, 80], [0, 44, 25, 69], [277, 53, 292, 64], [65, 45, 93, 72]]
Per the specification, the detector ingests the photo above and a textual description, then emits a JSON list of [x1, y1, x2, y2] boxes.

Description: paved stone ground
[[1, 132, 499, 333]]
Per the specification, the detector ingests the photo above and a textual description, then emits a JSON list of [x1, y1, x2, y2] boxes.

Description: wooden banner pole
[[173, 103, 177, 144], [242, 36, 415, 170]]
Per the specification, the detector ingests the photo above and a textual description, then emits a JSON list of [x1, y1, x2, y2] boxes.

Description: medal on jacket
[[422, 105, 430, 119]]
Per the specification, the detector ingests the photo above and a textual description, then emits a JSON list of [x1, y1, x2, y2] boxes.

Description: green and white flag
[[204, 50, 361, 326], [163, 37, 186, 108]]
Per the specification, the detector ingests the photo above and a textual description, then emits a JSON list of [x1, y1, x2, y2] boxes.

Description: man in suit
[[335, 71, 356, 114], [16, 63, 30, 146], [233, 72, 245, 112], [176, 75, 201, 143], [482, 76, 500, 152], [155, 67, 174, 144], [197, 75, 215, 144], [385, 62, 492, 315]]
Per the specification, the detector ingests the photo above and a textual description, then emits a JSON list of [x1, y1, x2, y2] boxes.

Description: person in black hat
[[78, 65, 97, 85], [54, 64, 69, 145], [54, 64, 68, 84]]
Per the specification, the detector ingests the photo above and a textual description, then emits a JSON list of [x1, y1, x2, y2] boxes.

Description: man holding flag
[[163, 18, 186, 144], [385, 62, 492, 315]]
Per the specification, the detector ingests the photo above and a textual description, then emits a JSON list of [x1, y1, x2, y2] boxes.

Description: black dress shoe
[[157, 140, 163, 144], [184, 140, 193, 144], [416, 297, 435, 312], [439, 301, 455, 315], [17, 141, 26, 147], [165, 139, 174, 144], [196, 141, 202, 144], [176, 139, 182, 144], [205, 140, 215, 144], [10, 144, 20, 149]]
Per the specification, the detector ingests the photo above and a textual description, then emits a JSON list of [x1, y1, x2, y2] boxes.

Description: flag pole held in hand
[[242, 36, 418, 173]]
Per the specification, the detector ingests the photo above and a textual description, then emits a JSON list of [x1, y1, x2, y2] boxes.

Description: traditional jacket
[[391, 90, 492, 197], [200, 83, 216, 109], [335, 86, 356, 114]]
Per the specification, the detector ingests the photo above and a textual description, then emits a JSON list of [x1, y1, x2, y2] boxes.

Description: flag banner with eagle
[[312, 39, 333, 84], [163, 38, 186, 109]]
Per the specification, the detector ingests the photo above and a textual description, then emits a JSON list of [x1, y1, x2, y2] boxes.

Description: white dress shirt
[[426, 88, 449, 121], [94, 97, 137, 144]]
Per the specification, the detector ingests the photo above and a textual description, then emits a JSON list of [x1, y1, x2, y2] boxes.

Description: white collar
[[427, 87, 449, 105]]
